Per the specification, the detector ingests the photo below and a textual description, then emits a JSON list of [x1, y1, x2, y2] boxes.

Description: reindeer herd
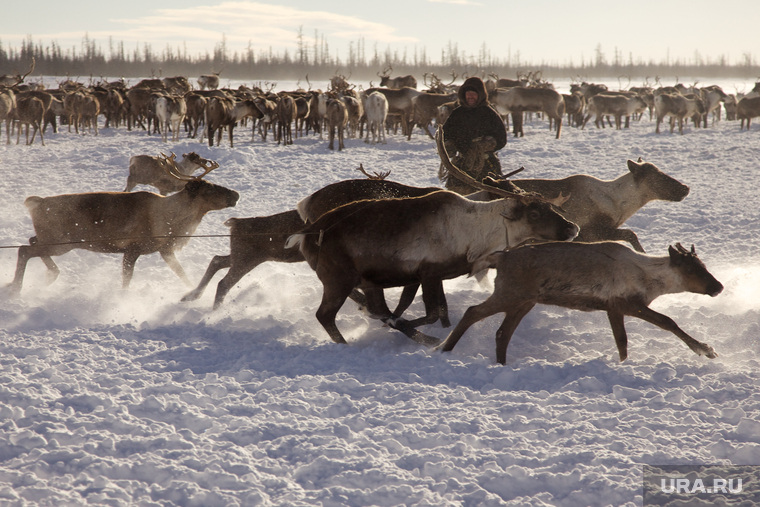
[[1, 61, 742, 364], [2, 62, 759, 152]]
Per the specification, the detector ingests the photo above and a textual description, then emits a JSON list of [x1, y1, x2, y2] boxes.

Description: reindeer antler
[[435, 128, 526, 201], [673, 243, 696, 256], [21, 58, 35, 81], [196, 157, 220, 178], [8, 58, 35, 87], [160, 152, 218, 181], [356, 163, 391, 180]]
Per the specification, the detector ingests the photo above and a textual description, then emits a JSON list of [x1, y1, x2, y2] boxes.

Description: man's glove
[[473, 136, 497, 152]]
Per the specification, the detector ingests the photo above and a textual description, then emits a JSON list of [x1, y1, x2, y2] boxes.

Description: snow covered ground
[[0, 77, 758, 505]]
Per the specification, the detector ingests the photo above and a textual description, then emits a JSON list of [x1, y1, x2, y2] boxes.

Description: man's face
[[465, 90, 478, 106]]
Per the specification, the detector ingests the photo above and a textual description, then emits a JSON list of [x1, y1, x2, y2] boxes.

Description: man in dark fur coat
[[440, 76, 507, 193]]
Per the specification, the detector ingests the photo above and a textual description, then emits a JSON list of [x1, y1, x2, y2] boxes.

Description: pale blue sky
[[1, 0, 756, 66]]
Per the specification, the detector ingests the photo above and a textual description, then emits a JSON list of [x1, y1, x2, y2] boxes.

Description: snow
[[0, 77, 758, 505]]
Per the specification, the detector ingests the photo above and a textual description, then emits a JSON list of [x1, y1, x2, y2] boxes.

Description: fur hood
[[457, 76, 488, 107]]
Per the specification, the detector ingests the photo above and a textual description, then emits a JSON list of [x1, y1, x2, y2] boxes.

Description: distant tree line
[[1, 34, 758, 86]]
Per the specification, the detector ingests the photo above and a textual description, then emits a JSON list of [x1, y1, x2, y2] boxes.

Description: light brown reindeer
[[490, 86, 565, 138], [14, 95, 45, 146], [437, 242, 723, 364], [377, 66, 417, 89], [9, 153, 238, 293], [124, 152, 219, 195], [325, 96, 348, 150]]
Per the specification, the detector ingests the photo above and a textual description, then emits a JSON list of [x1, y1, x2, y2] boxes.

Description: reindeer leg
[[493, 302, 535, 364], [361, 287, 393, 319], [606, 309, 629, 362], [122, 250, 140, 288], [438, 289, 451, 328], [625, 303, 718, 359], [391, 283, 419, 318], [181, 254, 230, 303], [210, 256, 268, 309], [159, 249, 192, 287], [315, 280, 355, 344], [437, 295, 508, 354], [8, 245, 34, 293], [347, 288, 368, 309], [402, 279, 446, 329]]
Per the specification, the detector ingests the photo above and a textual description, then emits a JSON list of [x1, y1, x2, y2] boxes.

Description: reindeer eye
[[528, 210, 541, 221]]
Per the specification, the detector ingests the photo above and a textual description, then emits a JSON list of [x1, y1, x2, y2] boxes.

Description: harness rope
[[0, 199, 377, 250]]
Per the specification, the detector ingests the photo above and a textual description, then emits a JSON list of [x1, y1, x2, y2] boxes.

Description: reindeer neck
[[164, 192, 208, 226], [607, 172, 649, 225], [472, 200, 518, 249], [637, 254, 686, 302]]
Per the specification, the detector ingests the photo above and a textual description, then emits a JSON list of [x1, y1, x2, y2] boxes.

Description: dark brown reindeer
[[9, 154, 239, 293], [562, 92, 585, 127], [284, 140, 578, 345], [737, 96, 760, 130], [437, 242, 723, 364], [294, 157, 534, 332], [275, 92, 297, 145], [181, 209, 306, 309], [324, 144, 689, 328], [183, 92, 208, 139]]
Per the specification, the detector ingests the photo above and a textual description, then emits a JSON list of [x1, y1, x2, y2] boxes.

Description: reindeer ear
[[627, 159, 642, 172], [668, 244, 685, 265], [184, 179, 202, 196]]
